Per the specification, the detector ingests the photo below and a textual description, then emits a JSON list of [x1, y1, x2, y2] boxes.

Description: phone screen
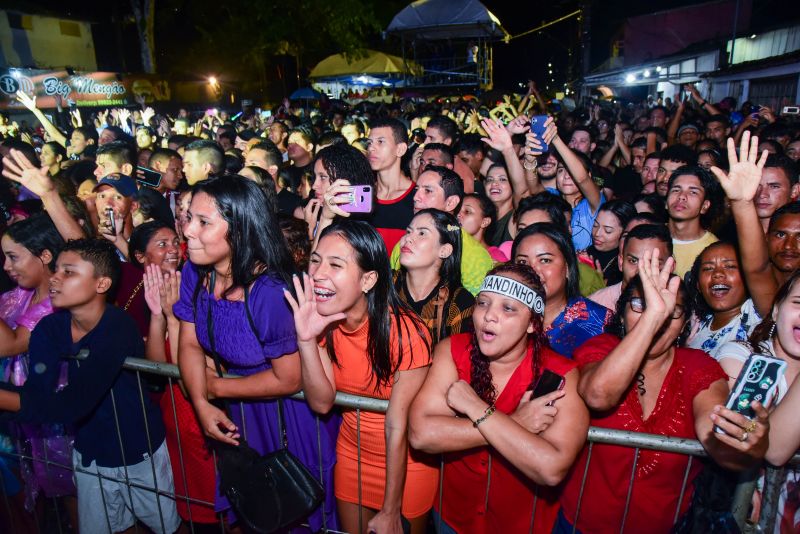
[[136, 166, 162, 189], [530, 369, 565, 399]]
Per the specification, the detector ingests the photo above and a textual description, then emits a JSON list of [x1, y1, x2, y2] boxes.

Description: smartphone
[[106, 207, 116, 236], [339, 185, 373, 214], [136, 166, 162, 189], [783, 106, 799, 115], [529, 115, 549, 152], [715, 354, 786, 433], [529, 369, 565, 404]]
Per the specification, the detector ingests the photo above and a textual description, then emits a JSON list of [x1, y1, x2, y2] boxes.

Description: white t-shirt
[[688, 299, 761, 360]]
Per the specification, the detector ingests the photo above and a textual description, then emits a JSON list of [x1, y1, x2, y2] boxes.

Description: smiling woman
[[687, 242, 764, 359]]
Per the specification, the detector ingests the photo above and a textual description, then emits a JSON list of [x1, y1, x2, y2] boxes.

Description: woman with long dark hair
[[512, 222, 612, 358], [285, 219, 436, 534], [557, 250, 769, 534], [0, 213, 75, 529], [395, 209, 474, 345], [174, 176, 338, 530], [132, 220, 217, 528], [715, 271, 800, 530], [408, 262, 589, 533], [302, 143, 375, 241]]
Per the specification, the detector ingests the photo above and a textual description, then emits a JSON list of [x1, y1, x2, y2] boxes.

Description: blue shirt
[[571, 193, 606, 251], [0, 305, 165, 468], [546, 297, 612, 359]]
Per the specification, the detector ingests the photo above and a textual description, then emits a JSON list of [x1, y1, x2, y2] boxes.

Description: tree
[[155, 0, 387, 96]]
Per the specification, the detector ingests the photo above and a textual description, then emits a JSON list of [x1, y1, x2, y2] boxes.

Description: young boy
[[0, 239, 180, 534]]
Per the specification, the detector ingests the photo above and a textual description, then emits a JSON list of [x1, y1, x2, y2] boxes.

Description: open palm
[[283, 273, 345, 343], [710, 131, 768, 202], [2, 149, 54, 196]]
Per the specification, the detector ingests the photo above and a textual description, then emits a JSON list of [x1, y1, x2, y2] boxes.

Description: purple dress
[[174, 262, 339, 531], [0, 287, 75, 510]]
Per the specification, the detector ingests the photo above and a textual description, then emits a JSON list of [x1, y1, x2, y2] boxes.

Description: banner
[[0, 69, 173, 109]]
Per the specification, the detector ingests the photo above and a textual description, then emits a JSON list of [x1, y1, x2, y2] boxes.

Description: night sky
[[19, 0, 800, 94]]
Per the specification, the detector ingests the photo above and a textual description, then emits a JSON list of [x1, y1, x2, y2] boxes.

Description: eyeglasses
[[629, 297, 685, 319]]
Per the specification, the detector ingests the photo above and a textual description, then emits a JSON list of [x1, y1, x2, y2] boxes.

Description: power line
[[506, 9, 582, 42]]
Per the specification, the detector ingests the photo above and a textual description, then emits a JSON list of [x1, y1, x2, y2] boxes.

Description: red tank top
[[437, 333, 577, 534]]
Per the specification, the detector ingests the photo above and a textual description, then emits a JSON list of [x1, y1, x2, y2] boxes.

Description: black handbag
[[205, 272, 324, 533]]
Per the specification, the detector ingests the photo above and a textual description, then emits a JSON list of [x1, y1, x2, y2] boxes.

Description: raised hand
[[480, 118, 513, 152], [283, 273, 346, 343], [2, 149, 55, 196], [506, 115, 531, 135], [70, 109, 82, 128], [15, 90, 37, 112], [118, 108, 131, 125], [161, 269, 181, 319], [710, 131, 768, 202], [143, 264, 165, 316], [637, 248, 679, 325]]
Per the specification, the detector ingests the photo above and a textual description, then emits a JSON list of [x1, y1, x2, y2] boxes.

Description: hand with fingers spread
[[283, 273, 346, 344], [2, 149, 55, 197], [118, 108, 131, 125], [141, 107, 155, 125], [70, 109, 83, 128], [710, 401, 770, 459], [511, 389, 565, 434], [637, 248, 679, 325], [710, 131, 768, 203], [15, 90, 38, 112], [480, 118, 514, 153]]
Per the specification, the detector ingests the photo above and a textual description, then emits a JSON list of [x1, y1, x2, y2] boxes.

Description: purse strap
[[205, 270, 289, 450], [433, 285, 449, 345]]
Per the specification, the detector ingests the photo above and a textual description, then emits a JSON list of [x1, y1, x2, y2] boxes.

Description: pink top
[[0, 287, 54, 385]]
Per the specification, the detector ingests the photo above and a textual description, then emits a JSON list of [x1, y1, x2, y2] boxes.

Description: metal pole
[[729, 0, 741, 66]]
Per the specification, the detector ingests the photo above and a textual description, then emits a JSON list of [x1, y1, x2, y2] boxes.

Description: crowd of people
[[0, 79, 797, 534]]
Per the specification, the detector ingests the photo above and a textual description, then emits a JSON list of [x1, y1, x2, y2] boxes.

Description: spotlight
[[625, 74, 636, 83]]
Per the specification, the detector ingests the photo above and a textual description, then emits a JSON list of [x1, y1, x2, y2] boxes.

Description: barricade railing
[[0, 356, 794, 534]]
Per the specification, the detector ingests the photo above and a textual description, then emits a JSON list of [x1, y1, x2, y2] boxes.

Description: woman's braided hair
[[469, 262, 549, 403]]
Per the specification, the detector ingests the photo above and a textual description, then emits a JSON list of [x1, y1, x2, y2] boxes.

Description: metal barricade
[[0, 357, 794, 534]]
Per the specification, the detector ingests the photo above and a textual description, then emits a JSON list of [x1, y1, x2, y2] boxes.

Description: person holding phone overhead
[[556, 249, 769, 534], [408, 262, 588, 533]]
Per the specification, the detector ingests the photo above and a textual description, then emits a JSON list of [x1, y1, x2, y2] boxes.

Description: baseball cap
[[93, 173, 138, 197]]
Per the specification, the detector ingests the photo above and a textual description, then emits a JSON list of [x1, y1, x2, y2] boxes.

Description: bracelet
[[523, 159, 538, 171], [473, 404, 496, 427]]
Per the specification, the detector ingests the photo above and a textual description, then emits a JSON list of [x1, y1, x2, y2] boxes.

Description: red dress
[[559, 334, 727, 534], [160, 339, 217, 524], [437, 333, 577, 533]]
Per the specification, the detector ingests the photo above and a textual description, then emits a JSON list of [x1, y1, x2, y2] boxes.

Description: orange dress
[[328, 313, 438, 518]]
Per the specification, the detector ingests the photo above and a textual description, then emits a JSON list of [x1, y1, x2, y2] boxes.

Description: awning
[[386, 0, 508, 40], [309, 50, 421, 80]]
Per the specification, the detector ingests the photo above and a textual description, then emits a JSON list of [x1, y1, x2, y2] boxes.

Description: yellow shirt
[[672, 231, 718, 278]]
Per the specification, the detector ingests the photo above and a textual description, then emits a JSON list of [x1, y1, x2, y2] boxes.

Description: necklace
[[124, 280, 144, 311], [636, 372, 646, 396]]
